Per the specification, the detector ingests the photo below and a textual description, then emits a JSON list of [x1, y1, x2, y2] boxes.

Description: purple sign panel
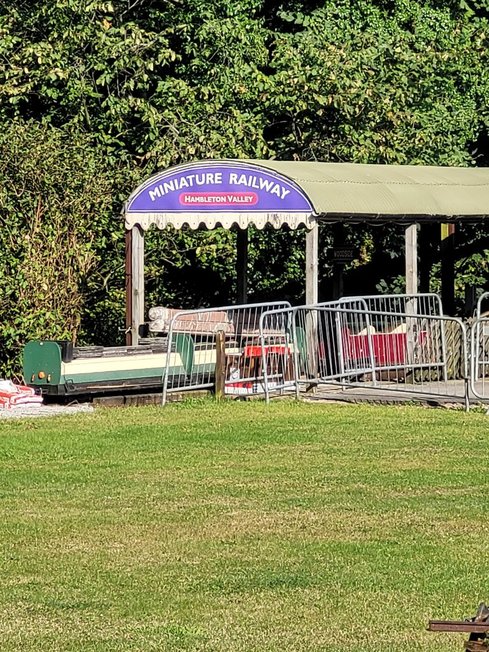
[[126, 162, 313, 213]]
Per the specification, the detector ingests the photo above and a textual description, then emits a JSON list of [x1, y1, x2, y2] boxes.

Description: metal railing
[[468, 294, 489, 403], [258, 307, 297, 400], [160, 301, 291, 404], [328, 294, 447, 379], [144, 293, 489, 409], [333, 293, 444, 318], [470, 315, 489, 401], [259, 301, 469, 407], [475, 292, 489, 319]]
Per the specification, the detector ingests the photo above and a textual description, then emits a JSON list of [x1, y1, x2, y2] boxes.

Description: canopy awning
[[124, 159, 489, 230], [256, 160, 489, 223]]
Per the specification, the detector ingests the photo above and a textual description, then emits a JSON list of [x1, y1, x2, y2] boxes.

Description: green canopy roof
[[251, 160, 489, 222]]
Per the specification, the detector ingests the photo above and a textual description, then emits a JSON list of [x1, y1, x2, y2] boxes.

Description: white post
[[305, 223, 319, 381], [306, 223, 319, 305], [131, 225, 145, 346], [405, 223, 418, 296], [405, 224, 418, 365]]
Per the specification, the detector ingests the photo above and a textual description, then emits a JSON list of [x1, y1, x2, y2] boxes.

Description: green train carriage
[[23, 337, 196, 396]]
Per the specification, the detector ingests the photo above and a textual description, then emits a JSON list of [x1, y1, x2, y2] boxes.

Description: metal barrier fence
[[470, 315, 489, 401], [469, 293, 489, 402], [259, 302, 469, 407], [148, 293, 489, 409], [258, 307, 298, 400], [332, 293, 444, 318], [476, 291, 489, 318], [323, 294, 447, 381], [160, 301, 291, 404]]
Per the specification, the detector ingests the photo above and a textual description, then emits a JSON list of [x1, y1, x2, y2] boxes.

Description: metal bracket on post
[[429, 603, 489, 651]]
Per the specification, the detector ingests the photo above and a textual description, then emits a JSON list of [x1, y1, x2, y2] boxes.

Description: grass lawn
[[1, 400, 489, 651]]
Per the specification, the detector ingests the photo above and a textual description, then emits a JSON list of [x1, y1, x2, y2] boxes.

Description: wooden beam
[[405, 223, 418, 295], [332, 223, 346, 300], [418, 223, 433, 293], [441, 223, 456, 315], [130, 225, 145, 346], [214, 330, 226, 399], [236, 228, 248, 304], [306, 223, 319, 305], [125, 229, 133, 346]]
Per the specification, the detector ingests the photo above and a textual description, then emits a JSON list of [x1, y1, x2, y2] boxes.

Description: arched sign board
[[124, 161, 315, 230]]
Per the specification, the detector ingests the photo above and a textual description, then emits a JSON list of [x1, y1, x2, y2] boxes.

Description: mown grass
[[1, 400, 489, 651]]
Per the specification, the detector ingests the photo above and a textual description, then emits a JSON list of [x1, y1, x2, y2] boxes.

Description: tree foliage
[[0, 121, 132, 375], [1, 0, 489, 373], [268, 0, 489, 164]]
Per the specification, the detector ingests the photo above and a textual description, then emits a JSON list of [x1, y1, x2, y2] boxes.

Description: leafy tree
[[0, 0, 273, 162], [267, 0, 489, 164], [0, 120, 132, 375], [265, 0, 489, 303]]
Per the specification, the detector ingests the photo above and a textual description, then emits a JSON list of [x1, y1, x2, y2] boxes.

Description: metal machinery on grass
[[429, 602, 489, 651]]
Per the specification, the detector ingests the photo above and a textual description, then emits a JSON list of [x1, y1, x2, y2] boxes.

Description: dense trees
[[1, 0, 489, 373]]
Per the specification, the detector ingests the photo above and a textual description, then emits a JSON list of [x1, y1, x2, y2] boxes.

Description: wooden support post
[[419, 223, 434, 293], [125, 229, 133, 346], [441, 223, 456, 315], [236, 227, 248, 304], [405, 223, 418, 296], [305, 224, 319, 379], [332, 264, 344, 301], [130, 225, 145, 346], [306, 223, 319, 305], [215, 330, 226, 399], [332, 223, 346, 300], [405, 224, 418, 366]]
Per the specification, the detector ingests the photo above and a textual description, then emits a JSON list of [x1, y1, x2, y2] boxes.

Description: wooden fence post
[[215, 330, 226, 399]]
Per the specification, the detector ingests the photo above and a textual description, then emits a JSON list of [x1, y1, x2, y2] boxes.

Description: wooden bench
[[147, 306, 286, 341], [148, 307, 235, 336]]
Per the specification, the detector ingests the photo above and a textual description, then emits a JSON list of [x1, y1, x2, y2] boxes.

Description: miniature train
[[22, 336, 278, 397], [22, 302, 434, 399], [23, 337, 198, 396]]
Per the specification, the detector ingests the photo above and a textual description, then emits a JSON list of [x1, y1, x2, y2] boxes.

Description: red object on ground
[[342, 330, 427, 366], [0, 381, 43, 409], [242, 345, 290, 358], [226, 344, 291, 394]]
